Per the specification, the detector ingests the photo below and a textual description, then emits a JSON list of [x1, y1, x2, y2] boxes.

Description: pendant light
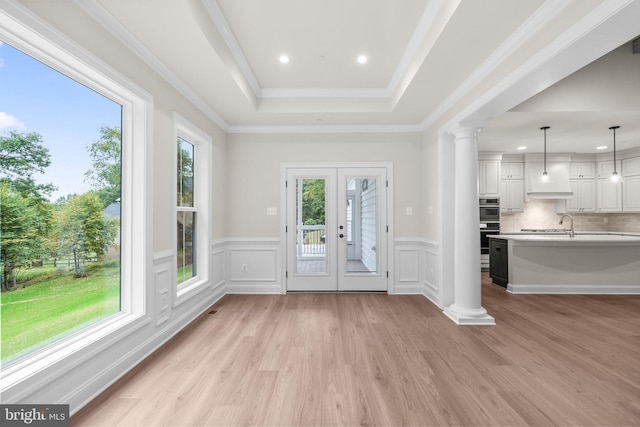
[[609, 126, 620, 182], [540, 126, 550, 182]]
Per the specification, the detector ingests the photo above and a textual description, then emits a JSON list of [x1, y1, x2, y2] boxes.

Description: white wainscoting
[[214, 237, 441, 298], [212, 240, 226, 291], [225, 239, 283, 294], [393, 238, 441, 306], [152, 250, 173, 327]]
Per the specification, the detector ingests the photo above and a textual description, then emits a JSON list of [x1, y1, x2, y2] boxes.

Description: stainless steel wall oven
[[480, 198, 500, 270], [479, 197, 500, 222]]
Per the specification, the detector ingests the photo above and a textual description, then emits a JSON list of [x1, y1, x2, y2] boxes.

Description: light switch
[[267, 207, 277, 216], [406, 207, 413, 215]]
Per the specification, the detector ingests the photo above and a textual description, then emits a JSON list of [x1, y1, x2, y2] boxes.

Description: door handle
[[339, 234, 344, 238], [339, 225, 344, 229]]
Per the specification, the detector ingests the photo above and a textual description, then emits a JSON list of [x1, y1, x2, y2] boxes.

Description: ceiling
[[29, 0, 640, 152]]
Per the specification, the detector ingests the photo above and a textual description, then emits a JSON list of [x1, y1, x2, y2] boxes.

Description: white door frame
[[280, 161, 394, 293]]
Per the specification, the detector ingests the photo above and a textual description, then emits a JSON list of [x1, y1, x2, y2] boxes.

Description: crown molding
[[259, 87, 390, 99], [75, 0, 230, 132], [226, 124, 423, 134]]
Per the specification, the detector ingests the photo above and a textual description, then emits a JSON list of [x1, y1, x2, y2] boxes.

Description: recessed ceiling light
[[517, 146, 527, 150], [279, 55, 289, 64], [596, 145, 608, 150], [357, 55, 368, 64]]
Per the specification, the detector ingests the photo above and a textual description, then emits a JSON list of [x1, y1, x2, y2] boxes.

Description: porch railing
[[297, 225, 326, 258]]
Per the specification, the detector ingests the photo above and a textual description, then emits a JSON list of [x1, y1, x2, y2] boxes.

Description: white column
[[443, 126, 495, 325]]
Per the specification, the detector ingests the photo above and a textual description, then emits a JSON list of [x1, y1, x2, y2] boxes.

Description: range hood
[[525, 161, 574, 199]]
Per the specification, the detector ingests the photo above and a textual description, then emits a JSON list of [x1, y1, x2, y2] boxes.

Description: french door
[[285, 166, 388, 291]]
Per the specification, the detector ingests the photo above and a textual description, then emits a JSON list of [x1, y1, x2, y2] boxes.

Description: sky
[[0, 41, 122, 202]]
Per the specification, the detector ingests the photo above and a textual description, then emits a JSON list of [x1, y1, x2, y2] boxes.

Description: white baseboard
[[508, 283, 640, 294]]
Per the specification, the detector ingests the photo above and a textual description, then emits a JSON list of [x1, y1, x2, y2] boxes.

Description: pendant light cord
[[610, 126, 620, 175], [540, 126, 550, 174]]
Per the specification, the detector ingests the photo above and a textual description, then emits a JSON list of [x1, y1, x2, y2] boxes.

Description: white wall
[[225, 132, 424, 238]]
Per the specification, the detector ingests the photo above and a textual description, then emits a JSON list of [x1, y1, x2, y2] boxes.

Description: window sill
[[175, 278, 210, 308], [1, 311, 149, 394]]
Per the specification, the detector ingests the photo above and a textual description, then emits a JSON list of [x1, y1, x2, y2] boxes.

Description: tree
[[0, 131, 51, 178], [54, 192, 119, 277], [0, 132, 54, 290], [84, 126, 121, 208], [177, 138, 194, 207], [301, 179, 326, 225], [0, 182, 45, 290], [0, 131, 57, 202]]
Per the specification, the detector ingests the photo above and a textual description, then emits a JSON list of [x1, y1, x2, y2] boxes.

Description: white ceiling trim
[[226, 124, 423, 134], [200, 0, 261, 97], [443, 0, 640, 133], [388, 0, 461, 109], [259, 88, 389, 99], [203, 0, 452, 102], [75, 0, 230, 132], [420, 0, 572, 131]]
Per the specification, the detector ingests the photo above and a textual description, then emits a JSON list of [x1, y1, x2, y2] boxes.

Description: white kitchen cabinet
[[597, 179, 622, 212], [501, 162, 523, 179], [623, 176, 640, 212], [622, 157, 640, 177], [478, 160, 500, 196], [597, 160, 623, 178], [569, 162, 595, 179], [567, 180, 595, 213], [500, 179, 524, 213]]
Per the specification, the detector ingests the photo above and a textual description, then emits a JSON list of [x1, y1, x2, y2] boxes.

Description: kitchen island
[[488, 233, 640, 294]]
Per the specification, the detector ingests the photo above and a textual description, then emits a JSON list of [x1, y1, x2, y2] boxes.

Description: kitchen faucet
[[559, 214, 575, 238]]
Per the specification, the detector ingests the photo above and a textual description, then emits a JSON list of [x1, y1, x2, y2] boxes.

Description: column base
[[443, 304, 495, 325]]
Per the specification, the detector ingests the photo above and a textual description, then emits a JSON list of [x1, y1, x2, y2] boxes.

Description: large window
[[173, 114, 210, 301], [177, 137, 196, 285], [0, 8, 149, 391], [0, 42, 122, 363]]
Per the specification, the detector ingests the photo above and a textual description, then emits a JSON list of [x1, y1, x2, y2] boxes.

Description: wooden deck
[[296, 259, 371, 274], [72, 273, 640, 426]]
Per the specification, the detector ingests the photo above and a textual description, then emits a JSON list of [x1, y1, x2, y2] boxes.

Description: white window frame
[[0, 5, 151, 390], [172, 113, 211, 305]]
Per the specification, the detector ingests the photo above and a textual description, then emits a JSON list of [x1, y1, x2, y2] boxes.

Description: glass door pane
[[337, 167, 387, 292], [295, 178, 327, 274], [344, 178, 377, 273]]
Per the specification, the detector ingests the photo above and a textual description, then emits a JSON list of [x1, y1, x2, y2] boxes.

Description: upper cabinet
[[500, 179, 524, 213], [623, 157, 640, 212], [568, 161, 596, 213], [567, 180, 596, 213], [478, 160, 500, 197], [596, 160, 623, 212], [569, 162, 595, 179], [622, 157, 640, 176], [500, 162, 524, 180], [597, 160, 623, 178], [500, 161, 524, 213], [597, 179, 623, 212]]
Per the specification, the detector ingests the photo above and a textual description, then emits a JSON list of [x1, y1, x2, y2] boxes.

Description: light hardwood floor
[[72, 274, 640, 426]]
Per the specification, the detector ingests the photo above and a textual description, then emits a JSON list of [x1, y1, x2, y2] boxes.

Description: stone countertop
[[488, 232, 640, 244]]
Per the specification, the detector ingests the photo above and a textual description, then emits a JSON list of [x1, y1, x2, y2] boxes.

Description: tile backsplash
[[500, 199, 640, 233]]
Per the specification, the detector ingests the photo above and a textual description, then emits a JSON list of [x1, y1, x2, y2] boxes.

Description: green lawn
[[0, 260, 120, 363]]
